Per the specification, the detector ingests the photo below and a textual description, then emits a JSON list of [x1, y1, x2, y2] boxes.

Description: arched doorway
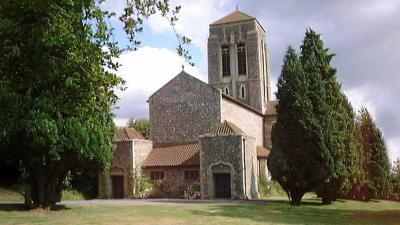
[[209, 162, 234, 199], [214, 173, 231, 198], [110, 167, 125, 199]]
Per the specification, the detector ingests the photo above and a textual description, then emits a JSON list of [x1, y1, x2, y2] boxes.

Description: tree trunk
[[290, 190, 304, 206], [22, 160, 65, 210], [322, 195, 332, 204]]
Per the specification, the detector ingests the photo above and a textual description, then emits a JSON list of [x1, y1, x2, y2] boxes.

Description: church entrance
[[214, 173, 231, 198], [111, 175, 124, 198]]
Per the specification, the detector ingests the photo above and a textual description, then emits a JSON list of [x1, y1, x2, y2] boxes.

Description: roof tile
[[116, 127, 145, 141], [257, 146, 270, 158], [142, 142, 200, 167], [209, 120, 245, 135], [211, 11, 255, 25]]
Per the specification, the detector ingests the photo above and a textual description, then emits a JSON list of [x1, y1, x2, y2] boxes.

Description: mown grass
[[0, 198, 399, 225], [1, 186, 399, 225]]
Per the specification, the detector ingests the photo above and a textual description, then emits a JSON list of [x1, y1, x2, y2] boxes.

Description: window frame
[[237, 43, 247, 76], [184, 170, 199, 181], [150, 171, 165, 180], [239, 84, 246, 99], [221, 46, 231, 77]]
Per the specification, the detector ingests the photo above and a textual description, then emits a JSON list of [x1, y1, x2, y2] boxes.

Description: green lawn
[[0, 198, 399, 225]]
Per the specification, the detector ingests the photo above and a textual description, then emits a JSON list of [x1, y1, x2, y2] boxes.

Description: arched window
[[239, 85, 246, 99], [237, 44, 247, 75], [224, 86, 230, 95], [221, 46, 230, 77]]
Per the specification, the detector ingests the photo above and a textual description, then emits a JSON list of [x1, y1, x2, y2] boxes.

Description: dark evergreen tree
[[300, 29, 363, 204], [269, 47, 327, 205], [358, 108, 391, 199], [391, 159, 400, 199], [270, 29, 363, 205]]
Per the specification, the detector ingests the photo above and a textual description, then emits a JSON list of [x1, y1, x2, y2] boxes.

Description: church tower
[[208, 11, 272, 113]]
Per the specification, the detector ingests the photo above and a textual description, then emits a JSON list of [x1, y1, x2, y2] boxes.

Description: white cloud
[[147, 0, 230, 53], [113, 46, 203, 126], [344, 87, 377, 117], [387, 137, 400, 163]]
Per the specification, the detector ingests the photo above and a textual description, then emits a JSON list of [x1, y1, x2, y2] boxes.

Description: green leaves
[[0, 0, 188, 208], [269, 28, 360, 205]]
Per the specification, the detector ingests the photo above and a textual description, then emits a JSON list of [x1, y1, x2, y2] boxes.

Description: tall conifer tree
[[269, 47, 327, 205], [358, 108, 391, 199]]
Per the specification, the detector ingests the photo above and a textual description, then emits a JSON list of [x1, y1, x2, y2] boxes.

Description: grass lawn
[[0, 198, 399, 225]]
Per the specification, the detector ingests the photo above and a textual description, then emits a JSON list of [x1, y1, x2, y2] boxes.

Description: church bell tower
[[207, 10, 271, 113]]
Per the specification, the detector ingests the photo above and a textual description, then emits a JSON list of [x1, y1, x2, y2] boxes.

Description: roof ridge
[[154, 142, 199, 149]]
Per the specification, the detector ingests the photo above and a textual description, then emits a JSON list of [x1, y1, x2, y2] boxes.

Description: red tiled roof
[[142, 142, 200, 167], [257, 146, 270, 158], [211, 11, 255, 25], [266, 100, 278, 116], [209, 120, 245, 135], [116, 127, 145, 141]]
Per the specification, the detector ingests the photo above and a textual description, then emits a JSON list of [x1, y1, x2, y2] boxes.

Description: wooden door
[[111, 175, 124, 198], [214, 173, 231, 198]]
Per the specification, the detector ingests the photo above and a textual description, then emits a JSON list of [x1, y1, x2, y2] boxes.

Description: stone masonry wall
[[199, 135, 245, 199], [244, 136, 260, 199], [263, 115, 277, 149], [99, 140, 134, 198], [208, 20, 267, 112], [221, 98, 264, 146], [149, 72, 222, 146], [144, 166, 200, 197]]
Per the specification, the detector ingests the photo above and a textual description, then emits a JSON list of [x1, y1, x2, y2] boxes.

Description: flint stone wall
[[144, 166, 200, 197], [199, 135, 244, 199], [149, 72, 222, 146]]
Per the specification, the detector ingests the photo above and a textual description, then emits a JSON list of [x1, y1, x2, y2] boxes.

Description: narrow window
[[221, 46, 230, 77], [184, 170, 199, 180], [237, 44, 247, 75], [224, 86, 230, 95], [150, 171, 164, 180], [240, 85, 246, 99]]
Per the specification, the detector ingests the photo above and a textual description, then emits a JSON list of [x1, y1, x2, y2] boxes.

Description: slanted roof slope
[[142, 142, 200, 167], [116, 127, 145, 141], [211, 11, 255, 25]]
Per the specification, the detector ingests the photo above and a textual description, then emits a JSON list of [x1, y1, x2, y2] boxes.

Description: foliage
[[184, 182, 200, 199], [269, 46, 321, 205], [391, 159, 400, 200], [358, 108, 392, 199], [0, 0, 190, 209], [128, 117, 150, 139], [134, 172, 155, 198], [269, 29, 362, 205]]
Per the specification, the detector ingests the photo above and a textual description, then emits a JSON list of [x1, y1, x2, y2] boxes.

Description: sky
[[103, 0, 400, 162]]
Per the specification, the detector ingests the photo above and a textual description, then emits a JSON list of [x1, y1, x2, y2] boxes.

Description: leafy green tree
[[358, 108, 391, 199], [128, 117, 150, 139], [0, 0, 189, 209]]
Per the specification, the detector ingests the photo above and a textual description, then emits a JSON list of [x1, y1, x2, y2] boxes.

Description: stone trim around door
[[207, 161, 236, 199]]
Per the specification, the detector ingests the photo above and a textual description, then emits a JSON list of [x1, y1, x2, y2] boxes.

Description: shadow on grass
[[0, 203, 70, 212], [188, 202, 400, 225]]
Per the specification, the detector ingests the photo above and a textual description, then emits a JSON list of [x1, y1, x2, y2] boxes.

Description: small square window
[[184, 170, 199, 180], [150, 171, 164, 180]]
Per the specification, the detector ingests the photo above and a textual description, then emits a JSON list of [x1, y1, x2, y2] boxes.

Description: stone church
[[99, 10, 278, 200]]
